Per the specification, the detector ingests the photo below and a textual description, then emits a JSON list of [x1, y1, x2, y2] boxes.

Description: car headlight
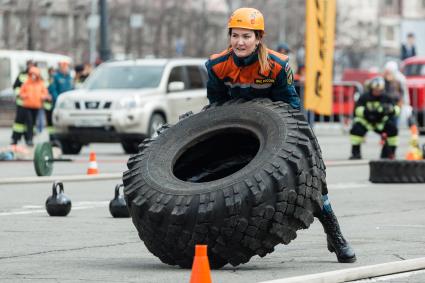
[[57, 99, 74, 109], [116, 97, 140, 109]]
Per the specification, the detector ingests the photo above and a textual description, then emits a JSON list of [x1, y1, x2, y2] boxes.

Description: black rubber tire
[[59, 139, 82, 155], [122, 99, 326, 268], [369, 160, 425, 183], [121, 140, 140, 154]]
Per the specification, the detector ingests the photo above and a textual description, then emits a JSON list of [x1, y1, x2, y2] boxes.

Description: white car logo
[[86, 102, 98, 109]]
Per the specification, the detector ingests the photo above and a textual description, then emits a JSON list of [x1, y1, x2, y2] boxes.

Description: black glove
[[382, 104, 395, 116]]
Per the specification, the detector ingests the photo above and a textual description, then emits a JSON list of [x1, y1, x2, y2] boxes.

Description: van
[[0, 49, 72, 97]]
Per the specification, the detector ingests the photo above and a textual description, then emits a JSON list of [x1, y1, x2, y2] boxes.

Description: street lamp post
[[99, 0, 111, 62], [88, 0, 99, 66], [130, 13, 144, 58]]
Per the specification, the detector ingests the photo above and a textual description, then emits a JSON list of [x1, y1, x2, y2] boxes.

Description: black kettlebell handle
[[115, 184, 124, 199], [52, 181, 64, 197]]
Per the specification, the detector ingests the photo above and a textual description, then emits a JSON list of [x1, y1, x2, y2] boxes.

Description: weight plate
[[34, 142, 53, 176]]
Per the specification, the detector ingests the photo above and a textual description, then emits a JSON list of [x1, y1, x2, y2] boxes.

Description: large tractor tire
[[369, 160, 425, 183], [122, 99, 326, 268]]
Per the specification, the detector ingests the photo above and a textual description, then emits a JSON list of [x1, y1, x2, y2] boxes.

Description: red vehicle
[[402, 57, 425, 134]]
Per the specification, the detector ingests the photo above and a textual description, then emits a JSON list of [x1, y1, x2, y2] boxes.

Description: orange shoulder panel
[[267, 49, 289, 61], [209, 48, 232, 60]]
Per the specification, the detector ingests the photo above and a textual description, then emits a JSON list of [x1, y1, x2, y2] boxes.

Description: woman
[[205, 7, 356, 263]]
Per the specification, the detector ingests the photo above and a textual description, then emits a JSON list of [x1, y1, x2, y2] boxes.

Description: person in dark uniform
[[11, 60, 36, 145], [349, 77, 400, 160]]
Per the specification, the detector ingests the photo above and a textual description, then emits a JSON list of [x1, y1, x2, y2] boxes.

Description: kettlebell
[[45, 181, 72, 216], [109, 184, 130, 218]]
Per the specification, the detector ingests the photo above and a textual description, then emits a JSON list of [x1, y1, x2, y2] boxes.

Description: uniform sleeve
[[270, 62, 300, 109], [13, 73, 24, 95], [205, 60, 228, 104], [353, 94, 366, 117], [19, 83, 28, 99]]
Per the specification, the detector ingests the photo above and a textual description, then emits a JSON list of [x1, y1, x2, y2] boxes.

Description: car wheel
[[148, 113, 165, 138], [123, 99, 325, 268], [121, 140, 139, 154], [59, 139, 83, 155]]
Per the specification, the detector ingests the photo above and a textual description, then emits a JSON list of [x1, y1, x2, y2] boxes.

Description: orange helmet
[[228, 7, 265, 31]]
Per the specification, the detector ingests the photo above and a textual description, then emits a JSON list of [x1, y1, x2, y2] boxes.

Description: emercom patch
[[255, 78, 275, 84], [287, 68, 293, 85]]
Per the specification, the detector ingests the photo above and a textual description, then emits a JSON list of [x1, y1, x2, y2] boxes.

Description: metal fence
[[297, 81, 363, 131], [409, 86, 425, 133]]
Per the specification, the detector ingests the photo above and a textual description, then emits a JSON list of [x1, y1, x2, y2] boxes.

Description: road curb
[[258, 257, 425, 283], [0, 160, 369, 185], [0, 173, 122, 184]]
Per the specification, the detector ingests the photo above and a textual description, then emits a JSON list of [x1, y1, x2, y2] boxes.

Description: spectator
[[11, 67, 50, 146], [277, 42, 298, 75], [10, 60, 36, 145], [74, 63, 92, 88], [401, 33, 416, 61], [47, 61, 73, 143], [383, 61, 409, 107], [48, 61, 73, 107]]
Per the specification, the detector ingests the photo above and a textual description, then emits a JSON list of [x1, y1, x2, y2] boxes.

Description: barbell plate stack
[[34, 142, 54, 176]]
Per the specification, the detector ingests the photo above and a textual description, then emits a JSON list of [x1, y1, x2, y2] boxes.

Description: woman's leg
[[317, 194, 356, 263]]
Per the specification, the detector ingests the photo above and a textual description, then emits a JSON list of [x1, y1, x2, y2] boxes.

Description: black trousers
[[11, 107, 38, 144]]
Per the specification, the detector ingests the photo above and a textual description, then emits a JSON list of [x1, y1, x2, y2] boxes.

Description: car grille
[[73, 101, 112, 110], [85, 101, 100, 109]]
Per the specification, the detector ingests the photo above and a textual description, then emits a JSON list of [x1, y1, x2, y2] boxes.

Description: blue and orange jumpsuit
[[205, 48, 300, 109]]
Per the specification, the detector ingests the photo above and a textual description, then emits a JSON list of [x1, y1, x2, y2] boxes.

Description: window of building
[[384, 25, 395, 42], [385, 0, 393, 6]]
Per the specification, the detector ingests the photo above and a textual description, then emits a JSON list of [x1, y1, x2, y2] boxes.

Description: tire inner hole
[[173, 128, 260, 183]]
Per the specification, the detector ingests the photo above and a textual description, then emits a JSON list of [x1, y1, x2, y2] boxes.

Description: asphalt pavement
[[0, 124, 424, 283]]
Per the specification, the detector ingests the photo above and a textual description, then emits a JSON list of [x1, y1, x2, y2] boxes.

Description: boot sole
[[337, 255, 357, 263], [328, 244, 357, 263]]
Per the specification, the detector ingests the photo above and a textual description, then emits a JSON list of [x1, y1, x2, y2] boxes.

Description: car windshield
[[84, 65, 164, 90], [403, 63, 425, 76]]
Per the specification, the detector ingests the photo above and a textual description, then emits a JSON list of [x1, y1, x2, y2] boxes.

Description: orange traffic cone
[[406, 124, 422, 160], [190, 245, 212, 283], [87, 151, 99, 175]]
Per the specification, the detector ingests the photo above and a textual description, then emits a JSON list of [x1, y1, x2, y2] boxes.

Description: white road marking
[[348, 268, 425, 282], [0, 201, 109, 216]]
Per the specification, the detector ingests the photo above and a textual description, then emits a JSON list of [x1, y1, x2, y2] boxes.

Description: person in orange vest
[[206, 7, 356, 263], [11, 66, 51, 146]]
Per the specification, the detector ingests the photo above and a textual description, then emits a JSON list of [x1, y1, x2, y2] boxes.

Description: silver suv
[[53, 58, 209, 154]]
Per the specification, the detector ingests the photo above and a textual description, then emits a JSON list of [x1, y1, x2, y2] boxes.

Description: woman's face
[[230, 28, 260, 58]]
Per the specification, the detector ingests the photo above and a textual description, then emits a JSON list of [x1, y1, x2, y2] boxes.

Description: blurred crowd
[[10, 61, 93, 147]]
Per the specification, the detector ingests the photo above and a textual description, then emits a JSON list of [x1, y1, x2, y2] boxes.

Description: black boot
[[318, 210, 356, 263], [349, 145, 361, 160]]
